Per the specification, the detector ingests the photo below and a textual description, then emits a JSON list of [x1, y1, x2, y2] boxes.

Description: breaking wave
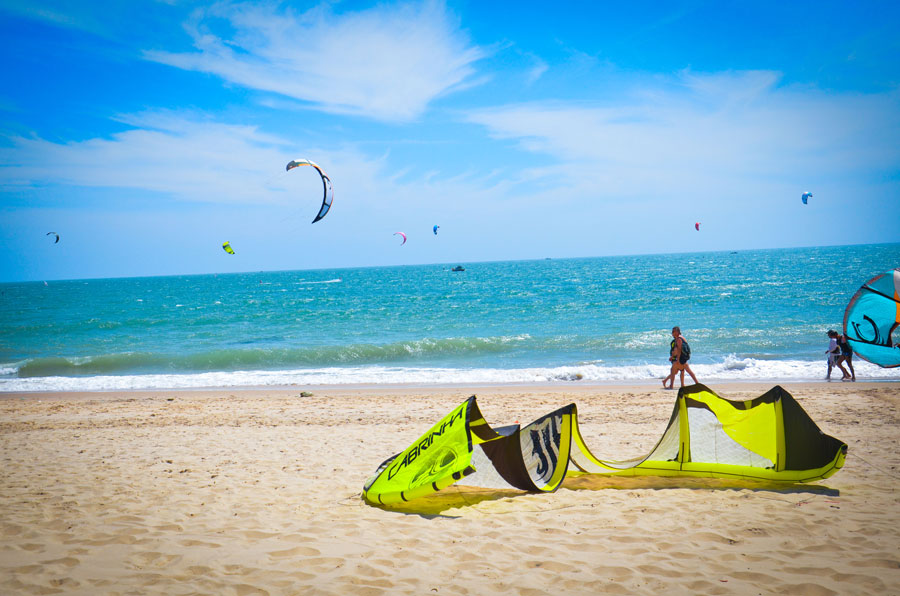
[[2, 357, 895, 392]]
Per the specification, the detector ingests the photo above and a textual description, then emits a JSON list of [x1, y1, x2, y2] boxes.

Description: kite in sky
[[433, 225, 440, 235], [46, 232, 59, 244], [802, 191, 812, 205], [843, 269, 900, 368], [394, 232, 407, 245], [286, 159, 334, 223], [222, 241, 235, 255], [695, 222, 700, 231]]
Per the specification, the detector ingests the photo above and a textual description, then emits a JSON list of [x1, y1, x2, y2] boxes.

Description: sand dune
[[1, 382, 898, 595]]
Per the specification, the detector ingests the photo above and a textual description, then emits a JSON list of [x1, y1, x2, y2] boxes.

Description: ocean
[[2, 243, 898, 392]]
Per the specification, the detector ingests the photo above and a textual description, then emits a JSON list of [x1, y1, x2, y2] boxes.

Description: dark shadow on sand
[[369, 487, 524, 518], [370, 477, 839, 517], [562, 473, 840, 496]]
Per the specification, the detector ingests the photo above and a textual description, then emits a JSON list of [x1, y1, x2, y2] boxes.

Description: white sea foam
[[1, 358, 895, 392], [295, 278, 343, 285]]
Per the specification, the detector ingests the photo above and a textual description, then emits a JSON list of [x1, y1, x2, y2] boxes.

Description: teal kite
[[843, 269, 900, 368]]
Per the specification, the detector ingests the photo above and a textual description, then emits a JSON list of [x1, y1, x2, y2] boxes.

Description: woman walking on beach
[[663, 326, 698, 389], [825, 330, 848, 380], [837, 332, 856, 381]]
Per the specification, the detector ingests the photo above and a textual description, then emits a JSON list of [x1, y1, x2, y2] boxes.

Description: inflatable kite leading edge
[[362, 385, 847, 505]]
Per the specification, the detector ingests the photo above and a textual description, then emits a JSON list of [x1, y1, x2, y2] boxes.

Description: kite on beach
[[394, 232, 407, 245], [286, 159, 334, 223], [222, 241, 235, 255], [363, 397, 572, 505], [362, 384, 847, 506], [843, 269, 900, 368]]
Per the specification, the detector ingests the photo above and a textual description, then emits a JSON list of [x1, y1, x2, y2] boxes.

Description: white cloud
[[524, 54, 548, 85], [0, 109, 512, 230], [144, 0, 485, 122], [465, 70, 900, 199], [0, 111, 392, 209]]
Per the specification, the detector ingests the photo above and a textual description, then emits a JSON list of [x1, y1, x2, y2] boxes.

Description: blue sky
[[1, 0, 898, 282]]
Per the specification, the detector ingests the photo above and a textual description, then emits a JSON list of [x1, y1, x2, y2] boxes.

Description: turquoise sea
[[2, 243, 898, 391]]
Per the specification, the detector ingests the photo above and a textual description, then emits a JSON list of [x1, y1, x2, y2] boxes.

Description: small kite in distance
[[695, 222, 700, 231], [802, 191, 812, 205], [222, 241, 235, 255], [433, 225, 440, 235], [46, 232, 59, 244], [394, 232, 407, 245], [286, 159, 334, 223]]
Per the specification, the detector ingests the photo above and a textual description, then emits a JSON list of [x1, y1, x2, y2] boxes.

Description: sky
[[1, 0, 898, 282]]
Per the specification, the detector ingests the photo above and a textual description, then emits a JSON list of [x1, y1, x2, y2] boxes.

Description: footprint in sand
[[851, 558, 900, 569], [353, 562, 390, 578], [267, 545, 320, 559], [179, 539, 221, 548], [300, 556, 345, 572], [525, 560, 575, 573], [590, 565, 634, 582], [232, 583, 271, 596], [42, 556, 79, 569], [128, 551, 183, 569]]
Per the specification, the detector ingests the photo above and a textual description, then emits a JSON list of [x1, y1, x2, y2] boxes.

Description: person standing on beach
[[837, 332, 856, 381], [663, 326, 698, 388], [662, 343, 678, 389], [825, 330, 847, 380]]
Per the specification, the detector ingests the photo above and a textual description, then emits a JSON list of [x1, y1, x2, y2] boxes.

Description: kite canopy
[[362, 396, 572, 505], [433, 225, 440, 235], [843, 269, 900, 368], [695, 222, 700, 231], [362, 385, 846, 505], [801, 191, 812, 205], [286, 159, 334, 223], [394, 232, 407, 245], [46, 232, 59, 244], [222, 241, 235, 255]]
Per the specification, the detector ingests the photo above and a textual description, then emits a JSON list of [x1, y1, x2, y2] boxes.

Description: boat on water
[[451, 266, 465, 272]]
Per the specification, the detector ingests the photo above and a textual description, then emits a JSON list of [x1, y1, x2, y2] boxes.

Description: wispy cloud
[[1, 111, 317, 204], [0, 1, 95, 32], [465, 70, 900, 198], [525, 54, 548, 85], [0, 110, 489, 216], [144, 0, 486, 122]]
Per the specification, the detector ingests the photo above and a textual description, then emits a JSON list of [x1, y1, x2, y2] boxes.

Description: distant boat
[[451, 266, 465, 272]]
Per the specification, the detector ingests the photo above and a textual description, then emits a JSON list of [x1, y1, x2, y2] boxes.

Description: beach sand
[[1, 382, 898, 595]]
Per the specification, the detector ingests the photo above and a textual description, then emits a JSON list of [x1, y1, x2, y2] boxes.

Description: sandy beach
[[1, 381, 898, 595]]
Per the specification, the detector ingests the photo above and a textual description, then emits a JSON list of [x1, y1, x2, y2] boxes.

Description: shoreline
[[2, 377, 896, 399]]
